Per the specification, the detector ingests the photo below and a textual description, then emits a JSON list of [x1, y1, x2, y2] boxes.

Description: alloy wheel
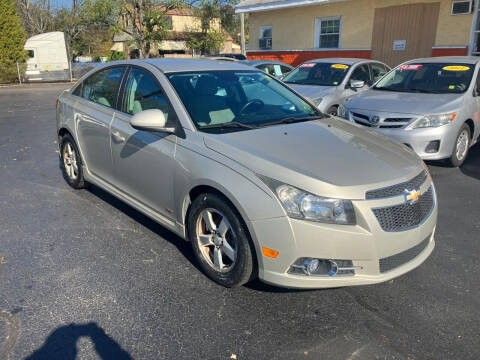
[[63, 142, 78, 180], [196, 208, 237, 272], [456, 129, 469, 161]]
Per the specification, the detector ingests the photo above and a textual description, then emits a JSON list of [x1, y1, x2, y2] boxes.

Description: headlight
[[337, 104, 349, 119], [312, 97, 323, 107], [407, 112, 456, 130], [259, 177, 356, 225]]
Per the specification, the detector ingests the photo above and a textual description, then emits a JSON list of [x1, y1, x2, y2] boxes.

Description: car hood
[[347, 89, 465, 115], [287, 84, 336, 99], [203, 118, 423, 199]]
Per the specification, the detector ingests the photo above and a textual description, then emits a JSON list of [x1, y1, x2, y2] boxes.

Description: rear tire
[[60, 134, 86, 189], [187, 192, 254, 287], [448, 124, 470, 167]]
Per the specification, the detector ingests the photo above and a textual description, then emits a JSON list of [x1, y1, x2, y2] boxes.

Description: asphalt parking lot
[[0, 83, 479, 360]]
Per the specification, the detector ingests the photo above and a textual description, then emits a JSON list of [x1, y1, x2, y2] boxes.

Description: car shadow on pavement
[[86, 183, 201, 273], [25, 322, 132, 360], [460, 143, 480, 180]]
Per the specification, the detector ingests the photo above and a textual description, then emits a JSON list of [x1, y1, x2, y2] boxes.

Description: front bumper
[[249, 182, 437, 289], [375, 125, 456, 160]]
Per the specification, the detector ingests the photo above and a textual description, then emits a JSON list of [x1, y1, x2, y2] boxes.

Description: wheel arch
[[182, 182, 262, 275], [465, 119, 475, 140]]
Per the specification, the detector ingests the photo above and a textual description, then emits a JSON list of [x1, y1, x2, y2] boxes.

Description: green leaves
[[0, 0, 27, 83]]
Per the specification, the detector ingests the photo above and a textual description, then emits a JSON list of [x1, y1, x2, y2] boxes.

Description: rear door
[[76, 66, 125, 183], [110, 66, 177, 220]]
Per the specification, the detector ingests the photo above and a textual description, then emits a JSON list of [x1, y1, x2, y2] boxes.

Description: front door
[[110, 67, 177, 220], [371, 3, 440, 66], [341, 63, 372, 103], [76, 66, 124, 183]]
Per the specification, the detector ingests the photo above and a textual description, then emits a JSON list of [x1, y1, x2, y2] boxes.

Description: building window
[[259, 26, 272, 49], [314, 17, 341, 49]]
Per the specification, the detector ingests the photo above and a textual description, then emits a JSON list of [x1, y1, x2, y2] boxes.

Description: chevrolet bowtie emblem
[[404, 188, 421, 204]]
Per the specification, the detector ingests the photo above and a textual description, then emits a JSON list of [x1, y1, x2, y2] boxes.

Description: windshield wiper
[[258, 115, 324, 128], [199, 121, 258, 130]]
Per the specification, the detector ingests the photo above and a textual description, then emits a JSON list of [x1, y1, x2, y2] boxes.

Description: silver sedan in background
[[283, 58, 390, 115], [339, 57, 480, 167], [240, 59, 294, 78]]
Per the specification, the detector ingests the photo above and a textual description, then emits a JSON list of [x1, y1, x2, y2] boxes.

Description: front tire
[[187, 193, 254, 287], [327, 105, 338, 116], [448, 124, 470, 167], [60, 134, 86, 189]]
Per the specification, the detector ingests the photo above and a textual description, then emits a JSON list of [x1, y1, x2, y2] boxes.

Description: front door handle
[[112, 131, 126, 143]]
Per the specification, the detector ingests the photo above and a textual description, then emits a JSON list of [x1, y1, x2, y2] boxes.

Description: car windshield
[[166, 70, 322, 133], [374, 62, 475, 94], [282, 62, 350, 86]]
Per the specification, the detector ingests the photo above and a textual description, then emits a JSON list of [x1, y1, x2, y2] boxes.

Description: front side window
[[349, 64, 371, 85], [374, 63, 475, 94], [27, 50, 35, 58], [82, 67, 124, 108], [167, 71, 320, 132], [123, 67, 173, 121], [315, 17, 341, 49], [370, 63, 389, 83], [283, 62, 350, 86]]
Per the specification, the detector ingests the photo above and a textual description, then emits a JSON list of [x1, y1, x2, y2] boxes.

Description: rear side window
[[122, 67, 174, 122], [81, 67, 124, 108]]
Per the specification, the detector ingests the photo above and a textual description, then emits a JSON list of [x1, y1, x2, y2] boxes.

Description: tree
[[186, 0, 225, 55], [119, 0, 183, 59], [16, 0, 54, 37], [0, 0, 27, 83], [54, 0, 119, 58]]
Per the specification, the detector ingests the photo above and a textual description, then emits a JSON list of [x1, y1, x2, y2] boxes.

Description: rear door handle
[[112, 131, 126, 143]]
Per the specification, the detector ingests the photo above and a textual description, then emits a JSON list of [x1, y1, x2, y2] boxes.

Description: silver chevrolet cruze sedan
[[282, 58, 390, 115], [339, 57, 480, 166], [56, 59, 437, 288]]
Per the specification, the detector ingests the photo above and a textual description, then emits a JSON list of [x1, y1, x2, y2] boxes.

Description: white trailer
[[24, 31, 71, 82]]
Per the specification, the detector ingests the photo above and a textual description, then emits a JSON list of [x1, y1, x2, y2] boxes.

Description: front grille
[[352, 112, 369, 120], [372, 187, 434, 232], [366, 170, 427, 199], [351, 112, 412, 129], [379, 234, 431, 273]]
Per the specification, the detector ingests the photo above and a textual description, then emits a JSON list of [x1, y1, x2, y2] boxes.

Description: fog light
[[306, 259, 320, 275], [288, 258, 361, 276], [425, 140, 440, 153]]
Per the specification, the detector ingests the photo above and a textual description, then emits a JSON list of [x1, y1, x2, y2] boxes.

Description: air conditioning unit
[[259, 38, 272, 50], [451, 0, 472, 15]]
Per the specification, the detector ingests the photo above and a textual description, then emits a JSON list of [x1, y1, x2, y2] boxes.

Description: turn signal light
[[262, 247, 279, 258]]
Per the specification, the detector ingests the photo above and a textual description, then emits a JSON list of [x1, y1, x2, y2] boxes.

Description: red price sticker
[[399, 64, 422, 71]]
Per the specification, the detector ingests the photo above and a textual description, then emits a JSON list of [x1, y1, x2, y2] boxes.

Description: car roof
[[241, 59, 293, 67], [404, 56, 480, 65], [106, 58, 256, 73], [304, 58, 375, 65]]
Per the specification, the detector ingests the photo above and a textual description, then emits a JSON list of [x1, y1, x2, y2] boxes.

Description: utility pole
[[240, 13, 246, 56]]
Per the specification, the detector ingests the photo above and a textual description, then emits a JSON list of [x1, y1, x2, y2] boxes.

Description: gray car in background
[[339, 57, 480, 166], [56, 59, 436, 289], [241, 60, 294, 78], [283, 58, 390, 115]]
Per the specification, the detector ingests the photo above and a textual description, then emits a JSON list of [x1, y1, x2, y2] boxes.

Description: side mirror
[[350, 80, 365, 89], [130, 109, 175, 133]]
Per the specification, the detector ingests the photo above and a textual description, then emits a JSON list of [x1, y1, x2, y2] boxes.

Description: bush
[[108, 51, 126, 61]]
